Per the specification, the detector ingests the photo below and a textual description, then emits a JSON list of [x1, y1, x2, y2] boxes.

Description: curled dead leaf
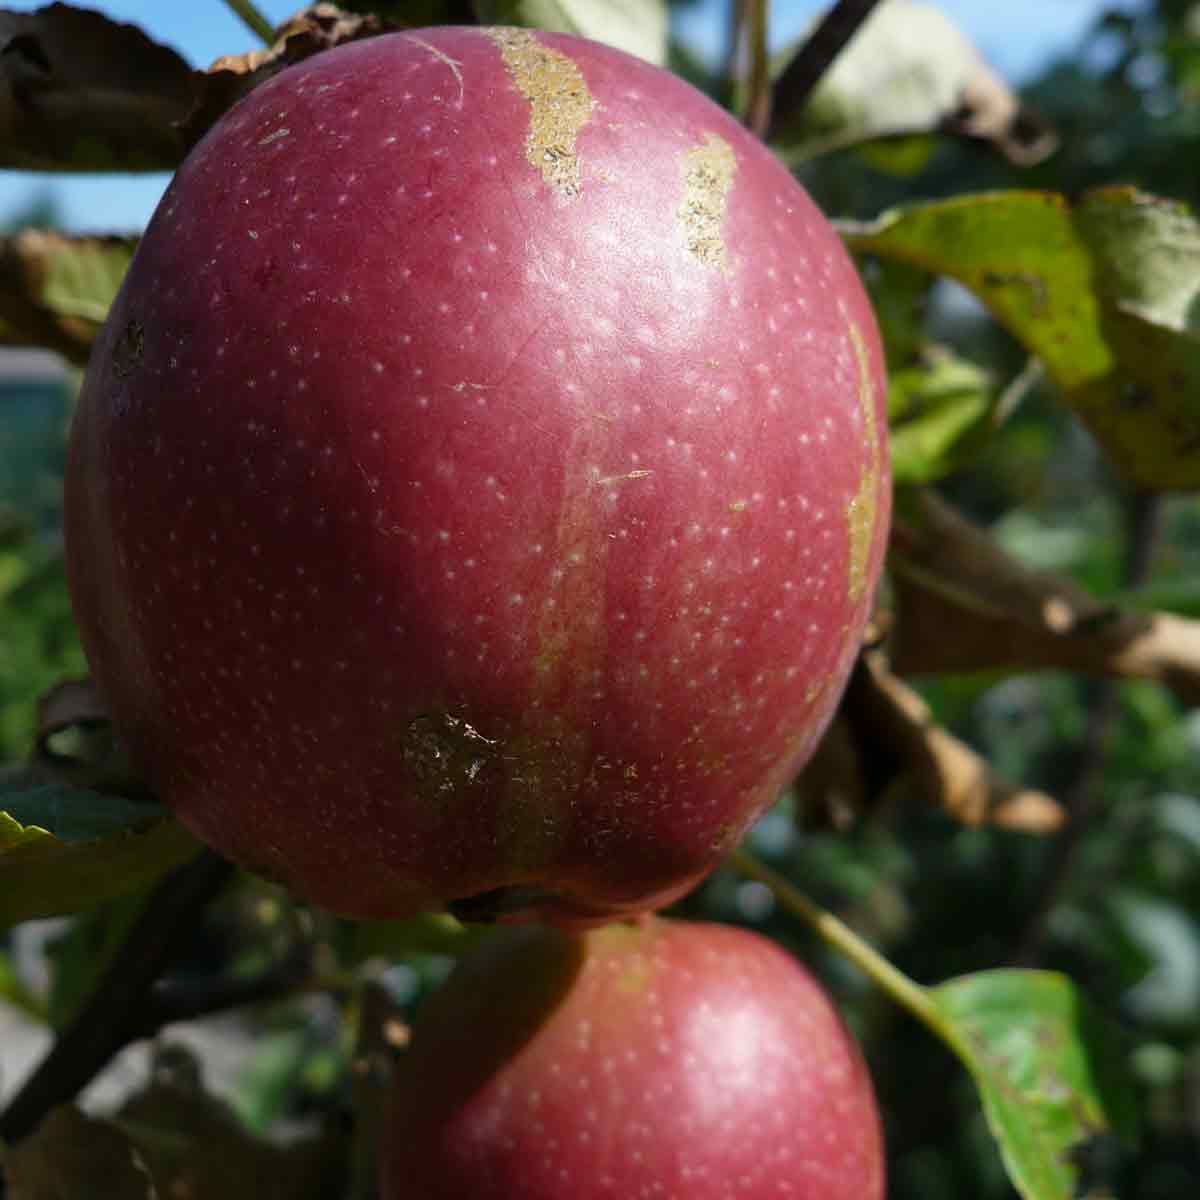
[[769, 0, 1056, 167], [110, 1045, 346, 1200], [891, 490, 1200, 704], [797, 649, 1064, 835], [0, 2, 193, 171], [3, 1105, 156, 1199], [181, 5, 391, 149], [857, 650, 1064, 832], [941, 59, 1057, 166], [0, 5, 398, 173]]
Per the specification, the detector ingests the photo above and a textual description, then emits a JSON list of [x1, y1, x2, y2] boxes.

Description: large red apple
[[64, 27, 889, 924], [381, 917, 885, 1198]]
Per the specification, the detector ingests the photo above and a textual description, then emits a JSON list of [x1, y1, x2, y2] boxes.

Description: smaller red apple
[[380, 917, 885, 1199]]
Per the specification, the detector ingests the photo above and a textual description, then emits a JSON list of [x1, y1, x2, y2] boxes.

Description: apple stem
[[222, 0, 276, 47], [765, 0, 883, 141], [729, 848, 947, 1037]]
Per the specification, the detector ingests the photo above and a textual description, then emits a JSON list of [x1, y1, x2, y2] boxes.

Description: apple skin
[[380, 917, 886, 1199], [64, 27, 889, 924]]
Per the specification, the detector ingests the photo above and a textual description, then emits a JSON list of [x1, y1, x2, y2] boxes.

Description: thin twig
[[222, 0, 277, 47], [730, 848, 942, 1032], [1014, 490, 1164, 965], [146, 939, 316, 1028], [0, 851, 232, 1146], [742, 0, 773, 138], [766, 0, 883, 141]]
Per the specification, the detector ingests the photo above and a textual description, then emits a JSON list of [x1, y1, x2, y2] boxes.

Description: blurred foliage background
[[2, 2, 1200, 1198]]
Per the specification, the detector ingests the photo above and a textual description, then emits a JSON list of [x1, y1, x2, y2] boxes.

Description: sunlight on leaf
[[734, 852, 1138, 1200], [770, 1, 1054, 166], [477, 0, 668, 65], [842, 189, 1200, 489], [932, 971, 1138, 1200]]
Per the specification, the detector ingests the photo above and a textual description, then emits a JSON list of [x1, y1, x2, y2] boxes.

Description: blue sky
[[0, 0, 1138, 233]]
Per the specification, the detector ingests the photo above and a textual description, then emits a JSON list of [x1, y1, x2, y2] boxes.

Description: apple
[[380, 916, 886, 1198], [64, 27, 889, 924]]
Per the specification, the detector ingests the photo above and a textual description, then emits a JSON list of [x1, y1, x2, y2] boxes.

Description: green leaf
[[2, 785, 162, 843], [887, 353, 996, 483], [931, 970, 1139, 1200], [1073, 187, 1200, 329], [842, 189, 1200, 489], [476, 0, 668, 65], [732, 852, 1139, 1200], [345, 911, 490, 964], [0, 785, 202, 926], [1115, 577, 1200, 617], [232, 1028, 311, 1135], [45, 886, 150, 1028], [41, 236, 136, 324], [0, 232, 137, 364], [861, 256, 931, 366], [1103, 890, 1200, 1032], [0, 946, 46, 1022]]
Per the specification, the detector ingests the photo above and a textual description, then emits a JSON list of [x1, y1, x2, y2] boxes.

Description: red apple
[[64, 27, 889, 924], [381, 917, 886, 1199]]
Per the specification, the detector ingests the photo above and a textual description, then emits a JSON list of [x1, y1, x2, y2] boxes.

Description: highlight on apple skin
[[380, 917, 886, 1199], [64, 26, 890, 925]]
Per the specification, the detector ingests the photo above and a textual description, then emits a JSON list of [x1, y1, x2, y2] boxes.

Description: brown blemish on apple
[[112, 318, 144, 378], [845, 320, 882, 606], [400, 711, 503, 822], [677, 133, 735, 273], [486, 28, 594, 197], [708, 821, 737, 852], [400, 711, 571, 875]]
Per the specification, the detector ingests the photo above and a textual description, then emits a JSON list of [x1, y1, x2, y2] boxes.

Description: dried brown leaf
[[795, 647, 1062, 834], [4, 1105, 156, 1200], [36, 676, 107, 740], [0, 2, 192, 171], [940, 57, 1057, 167], [181, 4, 391, 149], [114, 1047, 346, 1200], [856, 651, 1064, 833], [0, 5, 401, 174], [794, 713, 867, 831], [890, 490, 1200, 703]]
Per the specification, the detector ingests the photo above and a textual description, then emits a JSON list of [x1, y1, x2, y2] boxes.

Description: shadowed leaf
[[4, 1105, 155, 1199], [0, 2, 193, 171], [180, 4, 390, 150], [477, 0, 669, 66], [0, 782, 200, 926], [112, 1048, 347, 1200], [889, 489, 1200, 702]]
